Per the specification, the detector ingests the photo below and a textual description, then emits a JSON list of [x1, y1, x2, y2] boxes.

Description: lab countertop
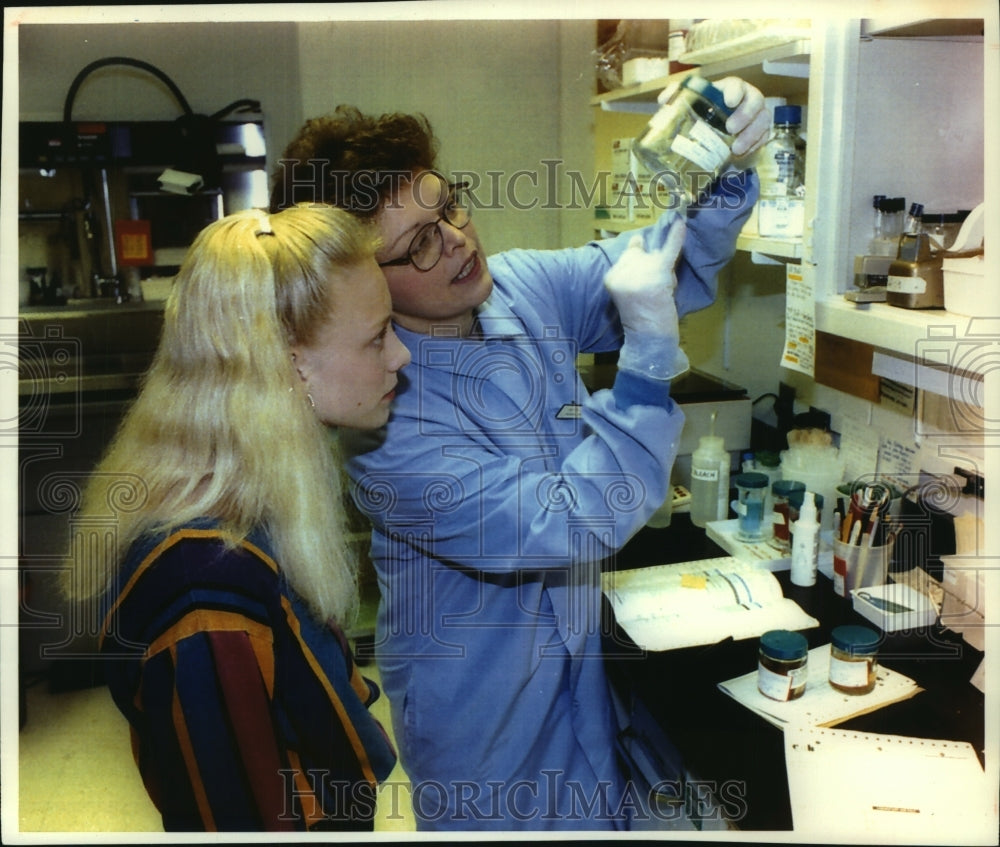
[[604, 515, 986, 831]]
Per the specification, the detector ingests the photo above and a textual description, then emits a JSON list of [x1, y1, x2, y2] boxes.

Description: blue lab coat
[[343, 174, 757, 831]]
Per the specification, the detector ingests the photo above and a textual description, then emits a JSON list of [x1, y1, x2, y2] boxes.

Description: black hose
[[63, 56, 193, 123], [209, 98, 262, 121]]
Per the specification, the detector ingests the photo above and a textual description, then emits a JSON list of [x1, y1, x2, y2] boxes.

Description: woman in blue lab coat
[[270, 78, 769, 831]]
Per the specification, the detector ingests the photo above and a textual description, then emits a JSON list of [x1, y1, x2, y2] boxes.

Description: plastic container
[[779, 446, 843, 533], [632, 74, 736, 210], [942, 253, 986, 317], [832, 537, 893, 597], [790, 490, 820, 587], [690, 433, 729, 528], [622, 54, 671, 86], [757, 629, 808, 701], [734, 472, 769, 541], [828, 625, 880, 694]]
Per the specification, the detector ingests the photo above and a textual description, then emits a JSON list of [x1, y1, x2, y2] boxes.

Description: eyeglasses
[[378, 182, 472, 272]]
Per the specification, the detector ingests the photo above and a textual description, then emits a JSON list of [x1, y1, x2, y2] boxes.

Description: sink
[[19, 301, 165, 396]]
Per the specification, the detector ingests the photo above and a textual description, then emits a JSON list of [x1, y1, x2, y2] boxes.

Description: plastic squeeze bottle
[[690, 412, 729, 528], [790, 490, 820, 587]]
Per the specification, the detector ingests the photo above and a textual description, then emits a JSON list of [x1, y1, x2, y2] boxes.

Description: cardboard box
[[850, 583, 938, 632], [939, 555, 987, 651], [610, 137, 633, 222]]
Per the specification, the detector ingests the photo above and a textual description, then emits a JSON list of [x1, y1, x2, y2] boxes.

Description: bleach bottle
[[690, 412, 729, 528]]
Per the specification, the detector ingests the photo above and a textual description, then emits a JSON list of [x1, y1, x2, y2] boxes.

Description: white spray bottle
[[790, 490, 819, 587]]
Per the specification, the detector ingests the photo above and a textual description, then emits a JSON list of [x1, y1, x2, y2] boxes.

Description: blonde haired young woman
[[62, 204, 409, 831]]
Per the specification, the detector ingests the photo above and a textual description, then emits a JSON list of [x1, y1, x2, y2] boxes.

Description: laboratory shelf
[[815, 297, 995, 377], [593, 218, 802, 261], [736, 232, 802, 259], [591, 38, 811, 113]]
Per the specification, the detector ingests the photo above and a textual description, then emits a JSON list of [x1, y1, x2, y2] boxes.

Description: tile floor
[[16, 662, 416, 834]]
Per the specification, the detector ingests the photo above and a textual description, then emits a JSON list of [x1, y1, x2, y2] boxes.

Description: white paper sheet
[[784, 725, 994, 842], [717, 643, 920, 729]]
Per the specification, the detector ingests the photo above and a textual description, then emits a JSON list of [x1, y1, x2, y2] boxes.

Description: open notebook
[[602, 557, 818, 651]]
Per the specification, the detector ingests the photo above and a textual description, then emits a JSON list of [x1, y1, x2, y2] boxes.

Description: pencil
[[865, 508, 881, 548], [848, 519, 862, 546]]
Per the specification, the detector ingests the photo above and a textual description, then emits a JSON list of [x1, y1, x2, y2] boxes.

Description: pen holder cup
[[832, 538, 894, 598]]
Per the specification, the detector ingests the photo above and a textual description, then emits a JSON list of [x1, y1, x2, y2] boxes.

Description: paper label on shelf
[[780, 263, 815, 377], [887, 274, 927, 294], [758, 197, 805, 237]]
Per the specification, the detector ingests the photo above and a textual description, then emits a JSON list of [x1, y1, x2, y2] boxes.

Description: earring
[[306, 392, 316, 409]]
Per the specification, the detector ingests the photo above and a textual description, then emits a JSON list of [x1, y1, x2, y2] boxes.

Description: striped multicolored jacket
[[99, 521, 396, 831]]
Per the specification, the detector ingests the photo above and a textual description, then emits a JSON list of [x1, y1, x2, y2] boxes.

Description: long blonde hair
[[62, 204, 379, 625]]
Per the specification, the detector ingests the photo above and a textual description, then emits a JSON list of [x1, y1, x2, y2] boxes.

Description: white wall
[[845, 37, 985, 264], [681, 253, 790, 404], [295, 19, 596, 254]]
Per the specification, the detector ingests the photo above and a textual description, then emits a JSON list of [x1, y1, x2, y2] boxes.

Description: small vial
[[829, 625, 880, 695], [865, 195, 907, 263], [758, 629, 809, 701], [734, 472, 769, 541], [771, 479, 805, 546], [902, 202, 925, 236]]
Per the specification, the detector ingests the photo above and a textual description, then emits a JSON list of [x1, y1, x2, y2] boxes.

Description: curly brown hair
[[269, 105, 439, 217]]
